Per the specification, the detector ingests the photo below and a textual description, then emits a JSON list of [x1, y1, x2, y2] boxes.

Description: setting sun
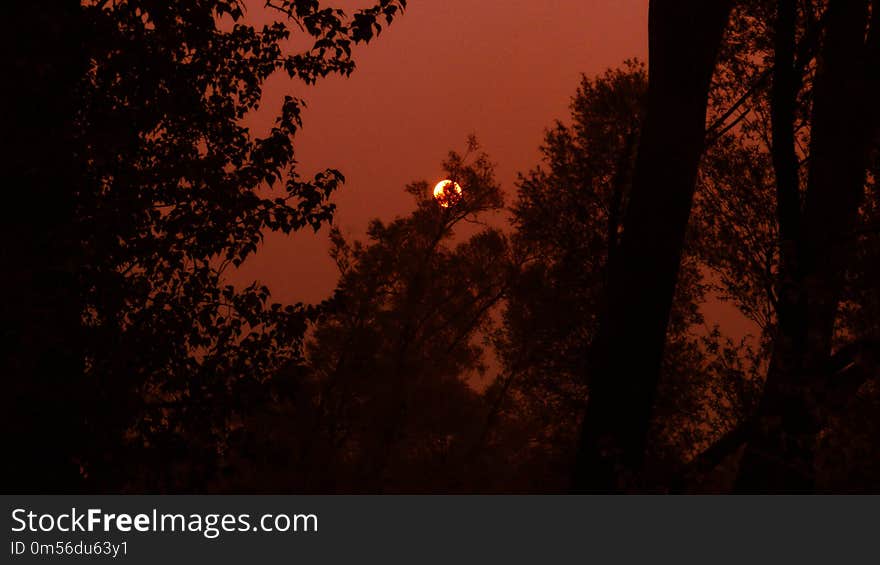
[[433, 179, 463, 208]]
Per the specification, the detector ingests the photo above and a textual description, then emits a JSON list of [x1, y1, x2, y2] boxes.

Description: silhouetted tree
[[652, 0, 880, 491], [4, 0, 406, 492], [573, 0, 735, 492], [216, 142, 516, 492], [5, 0, 91, 491], [498, 62, 763, 492], [736, 0, 880, 491]]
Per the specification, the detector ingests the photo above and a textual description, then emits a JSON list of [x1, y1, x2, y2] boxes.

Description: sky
[[231, 0, 756, 340], [232, 0, 647, 298]]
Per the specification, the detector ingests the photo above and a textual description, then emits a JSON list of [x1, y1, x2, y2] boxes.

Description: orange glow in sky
[[433, 180, 463, 208]]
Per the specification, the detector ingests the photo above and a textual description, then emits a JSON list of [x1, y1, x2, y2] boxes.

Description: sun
[[433, 179, 463, 208]]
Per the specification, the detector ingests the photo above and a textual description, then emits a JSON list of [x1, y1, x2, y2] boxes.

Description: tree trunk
[[736, 0, 875, 492], [573, 0, 734, 492], [2, 1, 88, 491]]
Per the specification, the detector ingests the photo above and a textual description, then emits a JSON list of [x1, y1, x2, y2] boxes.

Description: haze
[[233, 0, 649, 304]]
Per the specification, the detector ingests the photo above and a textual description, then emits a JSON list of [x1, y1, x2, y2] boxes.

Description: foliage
[[495, 63, 648, 480], [495, 60, 770, 487], [15, 0, 406, 491], [217, 142, 516, 492]]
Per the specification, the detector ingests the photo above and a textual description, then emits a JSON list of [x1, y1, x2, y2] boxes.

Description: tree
[[736, 0, 880, 491], [499, 62, 763, 492], [3, 0, 407, 492], [5, 0, 91, 492], [216, 142, 515, 492], [497, 63, 649, 489], [644, 0, 880, 491], [573, 0, 735, 492]]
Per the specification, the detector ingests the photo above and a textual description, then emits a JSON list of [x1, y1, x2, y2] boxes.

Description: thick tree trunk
[[736, 0, 875, 492], [2, 1, 88, 491], [573, 0, 734, 492]]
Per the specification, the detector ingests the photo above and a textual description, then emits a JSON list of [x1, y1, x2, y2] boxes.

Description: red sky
[[231, 1, 755, 340], [233, 0, 647, 299]]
